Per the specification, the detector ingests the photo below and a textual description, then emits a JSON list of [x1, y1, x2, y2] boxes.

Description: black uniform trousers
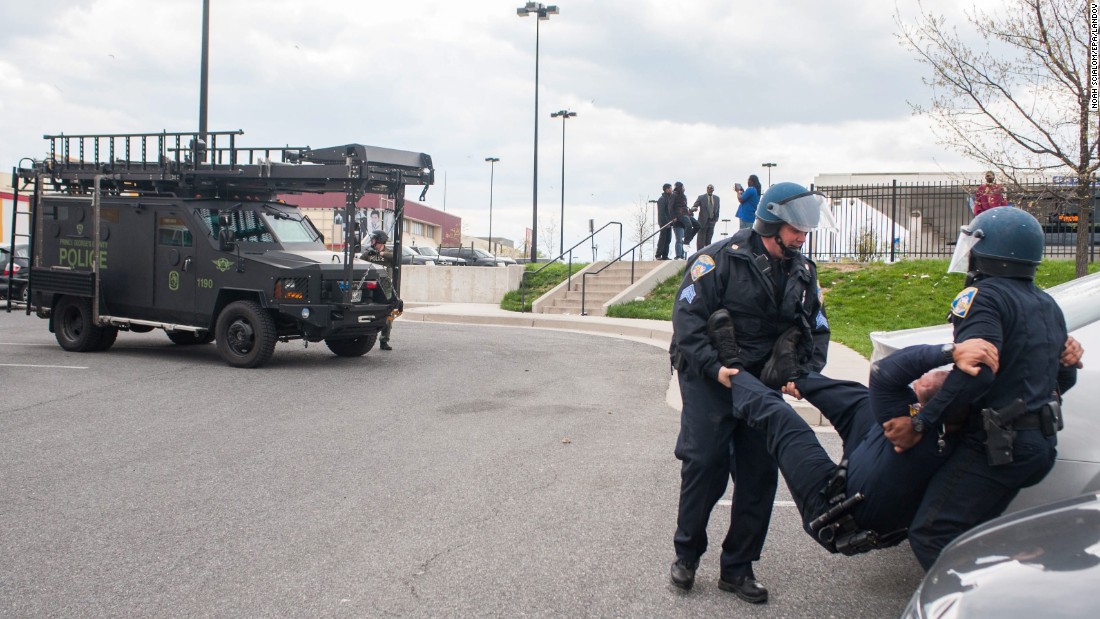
[[673, 370, 778, 576], [908, 428, 1056, 569], [656, 223, 672, 260]]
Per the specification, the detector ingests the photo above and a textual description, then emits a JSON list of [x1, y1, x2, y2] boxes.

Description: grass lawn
[[500, 262, 589, 312]]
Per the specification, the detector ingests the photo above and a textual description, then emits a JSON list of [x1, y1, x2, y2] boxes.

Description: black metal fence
[[805, 179, 1098, 263]]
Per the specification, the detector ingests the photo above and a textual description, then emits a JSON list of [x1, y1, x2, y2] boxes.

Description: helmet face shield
[[767, 191, 837, 233], [947, 226, 981, 274]]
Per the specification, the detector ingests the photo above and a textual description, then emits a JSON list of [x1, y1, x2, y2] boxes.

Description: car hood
[[912, 492, 1100, 618]]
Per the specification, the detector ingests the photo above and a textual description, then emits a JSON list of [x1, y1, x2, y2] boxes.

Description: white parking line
[[0, 363, 88, 369], [717, 500, 796, 507]]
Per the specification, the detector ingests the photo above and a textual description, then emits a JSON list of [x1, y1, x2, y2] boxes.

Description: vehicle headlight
[[275, 277, 308, 301]]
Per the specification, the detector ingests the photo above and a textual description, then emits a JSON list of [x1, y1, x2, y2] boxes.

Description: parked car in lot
[[411, 245, 466, 266], [871, 271, 1100, 515], [438, 246, 507, 267], [0, 244, 30, 304], [397, 245, 435, 265], [901, 491, 1100, 619]]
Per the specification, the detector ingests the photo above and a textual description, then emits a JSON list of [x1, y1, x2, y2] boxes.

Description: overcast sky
[[1, 0, 991, 254]]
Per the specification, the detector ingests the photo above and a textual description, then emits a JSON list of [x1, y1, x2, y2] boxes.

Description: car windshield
[[417, 246, 440, 257], [473, 249, 494, 259]]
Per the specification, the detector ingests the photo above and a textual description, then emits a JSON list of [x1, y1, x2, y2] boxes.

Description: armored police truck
[[8, 130, 433, 368]]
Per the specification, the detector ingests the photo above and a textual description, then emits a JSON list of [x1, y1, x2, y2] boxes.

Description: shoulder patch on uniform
[[690, 255, 716, 281], [678, 283, 697, 304], [950, 287, 979, 319], [815, 310, 829, 329]]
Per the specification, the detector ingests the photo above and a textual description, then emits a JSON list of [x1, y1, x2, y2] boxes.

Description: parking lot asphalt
[[0, 308, 919, 618]]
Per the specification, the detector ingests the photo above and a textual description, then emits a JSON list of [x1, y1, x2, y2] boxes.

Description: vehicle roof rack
[[17, 130, 434, 198]]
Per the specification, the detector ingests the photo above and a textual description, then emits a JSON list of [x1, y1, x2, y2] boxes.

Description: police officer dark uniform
[[668, 182, 834, 603], [360, 229, 396, 351], [885, 206, 1080, 570]]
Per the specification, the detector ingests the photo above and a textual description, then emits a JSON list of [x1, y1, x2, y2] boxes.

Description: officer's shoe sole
[[718, 575, 768, 604], [706, 309, 741, 368], [761, 326, 802, 389]]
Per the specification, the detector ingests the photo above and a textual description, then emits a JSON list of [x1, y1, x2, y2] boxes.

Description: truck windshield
[[261, 211, 322, 243]]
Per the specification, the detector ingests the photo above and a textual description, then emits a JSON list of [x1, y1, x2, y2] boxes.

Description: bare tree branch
[[896, 0, 1098, 274]]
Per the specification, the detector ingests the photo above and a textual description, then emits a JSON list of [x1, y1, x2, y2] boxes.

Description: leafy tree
[[897, 0, 1098, 275]]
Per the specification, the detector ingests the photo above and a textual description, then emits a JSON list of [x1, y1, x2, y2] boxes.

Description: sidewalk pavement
[[401, 303, 870, 427]]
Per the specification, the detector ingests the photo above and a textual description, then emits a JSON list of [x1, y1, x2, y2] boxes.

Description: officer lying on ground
[[711, 324, 999, 555]]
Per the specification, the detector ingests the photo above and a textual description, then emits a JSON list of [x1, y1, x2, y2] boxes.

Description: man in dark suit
[[655, 183, 674, 260], [692, 184, 720, 250]]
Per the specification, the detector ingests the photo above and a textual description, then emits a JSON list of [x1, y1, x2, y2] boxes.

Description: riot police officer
[[884, 206, 1081, 570], [668, 182, 834, 603], [360, 230, 395, 351]]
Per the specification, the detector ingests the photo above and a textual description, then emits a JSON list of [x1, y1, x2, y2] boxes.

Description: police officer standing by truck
[[361, 230, 396, 351], [668, 181, 835, 603], [884, 206, 1081, 570]]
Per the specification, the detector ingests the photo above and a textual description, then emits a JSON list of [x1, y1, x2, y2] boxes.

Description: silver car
[[412, 246, 466, 266], [871, 271, 1100, 514], [901, 491, 1100, 618]]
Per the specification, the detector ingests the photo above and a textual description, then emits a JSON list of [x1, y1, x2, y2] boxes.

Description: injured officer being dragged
[[710, 316, 1003, 555]]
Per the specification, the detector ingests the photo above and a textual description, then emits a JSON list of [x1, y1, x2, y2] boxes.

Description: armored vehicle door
[[153, 212, 198, 323]]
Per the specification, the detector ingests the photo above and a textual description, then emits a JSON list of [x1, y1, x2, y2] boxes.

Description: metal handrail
[[580, 220, 675, 316], [519, 221, 622, 312]]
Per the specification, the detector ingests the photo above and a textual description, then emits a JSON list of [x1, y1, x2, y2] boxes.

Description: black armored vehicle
[[8, 130, 433, 368]]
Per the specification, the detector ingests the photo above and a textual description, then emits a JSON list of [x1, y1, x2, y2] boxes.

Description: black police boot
[[379, 341, 392, 351], [761, 326, 803, 389], [706, 309, 741, 368], [718, 573, 769, 604], [669, 558, 697, 591]]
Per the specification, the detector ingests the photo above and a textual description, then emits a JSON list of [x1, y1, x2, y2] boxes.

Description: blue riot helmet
[[753, 181, 838, 237], [947, 206, 1043, 279]]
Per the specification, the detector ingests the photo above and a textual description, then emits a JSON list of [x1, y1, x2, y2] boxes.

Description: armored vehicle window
[[260, 209, 322, 244], [157, 215, 193, 247], [195, 208, 275, 243]]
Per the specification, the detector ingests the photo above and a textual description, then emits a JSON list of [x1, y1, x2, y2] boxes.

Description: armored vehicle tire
[[215, 300, 277, 368], [325, 332, 378, 357], [94, 326, 119, 351], [54, 296, 105, 352], [167, 331, 215, 345]]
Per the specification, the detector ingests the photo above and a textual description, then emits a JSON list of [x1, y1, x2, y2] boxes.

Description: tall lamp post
[[550, 109, 576, 259], [517, 2, 559, 263], [761, 162, 777, 187], [485, 157, 499, 254]]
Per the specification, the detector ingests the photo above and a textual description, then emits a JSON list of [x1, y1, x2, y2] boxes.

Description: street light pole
[[550, 109, 576, 259], [762, 162, 777, 187], [485, 157, 499, 254], [517, 2, 559, 263]]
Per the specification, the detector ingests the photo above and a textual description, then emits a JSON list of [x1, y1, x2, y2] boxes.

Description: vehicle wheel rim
[[226, 319, 255, 355], [63, 307, 83, 340]]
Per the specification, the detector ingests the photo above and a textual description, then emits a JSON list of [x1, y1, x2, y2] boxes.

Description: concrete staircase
[[533, 259, 683, 317]]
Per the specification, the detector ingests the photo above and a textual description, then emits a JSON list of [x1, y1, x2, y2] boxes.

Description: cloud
[[0, 0, 984, 250]]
